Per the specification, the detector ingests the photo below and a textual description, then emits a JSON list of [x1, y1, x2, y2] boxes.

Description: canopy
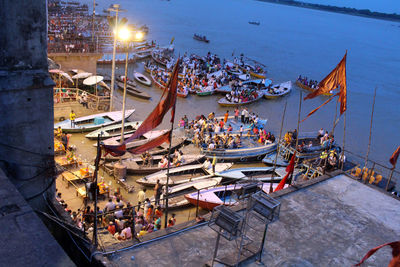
[[99, 81, 110, 90], [72, 72, 92, 79], [49, 69, 73, 83], [83, 75, 104, 86]]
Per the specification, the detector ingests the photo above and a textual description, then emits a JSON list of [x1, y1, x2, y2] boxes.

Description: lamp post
[[107, 4, 125, 112], [118, 29, 144, 143]]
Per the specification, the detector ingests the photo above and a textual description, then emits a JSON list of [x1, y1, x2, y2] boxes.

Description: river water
[[94, 0, 400, 169]]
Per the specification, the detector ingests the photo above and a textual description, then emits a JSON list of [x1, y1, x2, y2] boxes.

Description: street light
[[119, 28, 143, 145], [107, 4, 126, 112]]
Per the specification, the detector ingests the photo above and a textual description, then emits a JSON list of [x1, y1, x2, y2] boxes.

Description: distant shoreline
[[256, 0, 400, 22]]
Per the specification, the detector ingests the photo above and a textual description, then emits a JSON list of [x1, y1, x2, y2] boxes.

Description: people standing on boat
[[69, 110, 76, 128]]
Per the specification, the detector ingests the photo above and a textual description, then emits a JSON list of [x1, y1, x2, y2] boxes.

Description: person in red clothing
[[154, 206, 163, 219], [107, 221, 116, 235]]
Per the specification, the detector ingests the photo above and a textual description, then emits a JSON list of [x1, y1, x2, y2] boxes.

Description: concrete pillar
[[0, 1, 55, 209]]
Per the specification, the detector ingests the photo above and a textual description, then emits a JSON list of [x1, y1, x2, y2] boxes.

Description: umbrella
[[83, 75, 104, 86], [48, 58, 61, 70], [99, 81, 110, 90], [72, 72, 92, 79], [49, 69, 74, 84]]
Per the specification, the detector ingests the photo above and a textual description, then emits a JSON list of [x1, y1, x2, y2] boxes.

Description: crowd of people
[[297, 75, 319, 89], [140, 149, 185, 168]]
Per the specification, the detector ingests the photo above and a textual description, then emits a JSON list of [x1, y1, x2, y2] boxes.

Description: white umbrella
[[83, 75, 104, 86], [72, 72, 92, 79]]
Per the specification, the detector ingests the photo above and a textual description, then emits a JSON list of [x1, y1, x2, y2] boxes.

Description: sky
[[300, 0, 400, 14]]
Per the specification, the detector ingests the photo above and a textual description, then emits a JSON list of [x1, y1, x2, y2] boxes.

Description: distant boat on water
[[249, 21, 260, 26], [193, 34, 209, 43]]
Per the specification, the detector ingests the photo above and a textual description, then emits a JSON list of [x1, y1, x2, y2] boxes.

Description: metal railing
[[53, 87, 110, 111]]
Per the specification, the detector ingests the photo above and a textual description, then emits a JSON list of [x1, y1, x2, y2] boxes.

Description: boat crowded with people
[[193, 34, 210, 43], [263, 81, 292, 99]]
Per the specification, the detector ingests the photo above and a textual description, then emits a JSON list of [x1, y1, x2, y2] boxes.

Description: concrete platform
[[0, 169, 74, 267], [97, 174, 400, 266]]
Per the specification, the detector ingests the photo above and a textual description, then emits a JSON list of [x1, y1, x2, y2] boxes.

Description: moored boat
[[184, 182, 287, 211], [196, 86, 215, 96], [133, 72, 152, 86], [217, 166, 299, 182], [85, 121, 142, 140], [263, 81, 292, 99], [105, 154, 205, 175], [248, 21, 260, 25], [54, 109, 135, 133], [116, 82, 151, 100], [136, 163, 233, 186]]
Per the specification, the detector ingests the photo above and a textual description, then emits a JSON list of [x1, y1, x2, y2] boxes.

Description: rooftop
[[98, 173, 400, 266]]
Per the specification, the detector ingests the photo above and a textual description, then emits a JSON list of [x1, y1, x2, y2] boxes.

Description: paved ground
[[98, 174, 400, 267]]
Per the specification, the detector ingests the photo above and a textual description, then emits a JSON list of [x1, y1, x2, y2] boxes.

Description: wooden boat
[[150, 177, 222, 209], [116, 82, 151, 100], [217, 91, 264, 107], [248, 21, 260, 25], [54, 109, 135, 133], [262, 131, 341, 165], [215, 79, 271, 94], [238, 62, 267, 79], [151, 49, 173, 67], [295, 80, 333, 96], [193, 34, 210, 43], [105, 154, 205, 175], [136, 163, 233, 186], [85, 121, 142, 140], [196, 86, 214, 96], [202, 142, 277, 162], [185, 182, 287, 211], [133, 72, 152, 86], [263, 81, 292, 99], [117, 75, 137, 87], [151, 71, 188, 98], [102, 133, 187, 162], [101, 129, 169, 149]]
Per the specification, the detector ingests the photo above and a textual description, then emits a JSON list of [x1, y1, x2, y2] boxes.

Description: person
[[234, 107, 239, 121], [118, 222, 132, 240], [167, 219, 174, 227], [107, 221, 116, 235], [203, 158, 211, 170], [241, 108, 245, 123], [317, 128, 324, 140], [137, 188, 146, 210], [141, 151, 152, 166], [55, 126, 62, 138], [61, 133, 68, 150], [183, 115, 188, 128], [244, 108, 250, 124], [224, 110, 229, 124], [104, 198, 116, 212], [154, 206, 163, 219], [81, 93, 88, 108], [115, 198, 124, 209], [69, 110, 76, 128], [154, 180, 162, 206]]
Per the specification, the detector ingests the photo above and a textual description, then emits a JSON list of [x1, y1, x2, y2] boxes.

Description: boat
[[196, 86, 215, 96], [105, 154, 205, 175], [217, 166, 301, 182], [151, 48, 174, 67], [85, 121, 142, 140], [151, 70, 188, 98], [150, 177, 222, 209], [202, 142, 277, 162], [54, 109, 135, 133], [217, 91, 264, 107], [117, 75, 137, 87], [116, 82, 151, 100], [215, 79, 272, 94], [133, 72, 152, 86], [248, 21, 260, 26], [101, 129, 170, 149], [136, 163, 233, 186], [262, 131, 341, 165], [295, 80, 333, 96], [263, 81, 292, 99], [184, 182, 287, 211], [193, 34, 210, 43]]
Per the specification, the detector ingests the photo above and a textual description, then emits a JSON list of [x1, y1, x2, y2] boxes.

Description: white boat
[[150, 177, 222, 209], [217, 166, 301, 182], [54, 109, 135, 133], [185, 182, 287, 210], [136, 163, 233, 186], [263, 81, 292, 99], [134, 72, 152, 86], [85, 121, 142, 140], [100, 129, 169, 150]]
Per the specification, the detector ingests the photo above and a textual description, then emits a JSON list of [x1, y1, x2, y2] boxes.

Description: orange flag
[[302, 52, 347, 122], [274, 151, 296, 192], [389, 145, 400, 167], [353, 241, 400, 267]]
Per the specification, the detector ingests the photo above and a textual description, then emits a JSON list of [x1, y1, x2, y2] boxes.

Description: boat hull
[[295, 80, 332, 96]]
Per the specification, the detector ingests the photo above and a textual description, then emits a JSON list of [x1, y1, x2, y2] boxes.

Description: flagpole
[[341, 111, 347, 170], [363, 87, 377, 178], [331, 99, 339, 135], [269, 101, 287, 193], [290, 91, 302, 185], [164, 59, 179, 229]]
